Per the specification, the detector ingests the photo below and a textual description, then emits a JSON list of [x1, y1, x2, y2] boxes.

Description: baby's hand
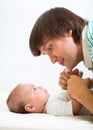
[[59, 69, 71, 89], [59, 68, 83, 89], [71, 68, 83, 78]]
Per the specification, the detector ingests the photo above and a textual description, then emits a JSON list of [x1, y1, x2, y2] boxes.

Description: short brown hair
[[29, 7, 88, 56]]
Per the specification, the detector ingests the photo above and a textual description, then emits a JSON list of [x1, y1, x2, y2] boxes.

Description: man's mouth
[[58, 58, 64, 66]]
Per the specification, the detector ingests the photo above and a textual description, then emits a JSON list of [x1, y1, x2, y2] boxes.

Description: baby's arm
[[72, 98, 82, 115]]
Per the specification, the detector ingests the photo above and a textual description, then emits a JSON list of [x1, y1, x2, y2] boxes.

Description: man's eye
[[46, 45, 53, 51], [47, 47, 52, 51]]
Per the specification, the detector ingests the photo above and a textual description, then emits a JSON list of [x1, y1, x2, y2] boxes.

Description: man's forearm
[[76, 88, 93, 115]]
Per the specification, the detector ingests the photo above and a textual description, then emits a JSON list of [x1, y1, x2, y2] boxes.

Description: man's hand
[[67, 75, 91, 99]]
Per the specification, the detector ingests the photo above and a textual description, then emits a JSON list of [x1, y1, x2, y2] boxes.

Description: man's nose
[[49, 55, 57, 64]]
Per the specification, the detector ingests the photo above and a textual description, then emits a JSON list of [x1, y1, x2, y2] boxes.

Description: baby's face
[[26, 84, 49, 112]]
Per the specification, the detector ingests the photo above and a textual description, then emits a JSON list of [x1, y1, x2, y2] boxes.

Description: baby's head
[[7, 83, 49, 113]]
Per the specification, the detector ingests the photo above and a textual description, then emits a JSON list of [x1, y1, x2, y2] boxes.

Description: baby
[[7, 83, 91, 116]]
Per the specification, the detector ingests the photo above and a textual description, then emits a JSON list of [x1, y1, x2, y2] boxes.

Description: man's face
[[40, 31, 82, 70]]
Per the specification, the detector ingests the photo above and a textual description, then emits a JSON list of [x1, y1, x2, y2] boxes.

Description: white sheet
[[0, 92, 93, 130]]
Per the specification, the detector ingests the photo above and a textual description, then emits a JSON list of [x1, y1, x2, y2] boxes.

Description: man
[[29, 7, 93, 114]]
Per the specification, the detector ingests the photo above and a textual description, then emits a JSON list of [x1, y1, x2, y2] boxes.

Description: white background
[[0, 0, 93, 92]]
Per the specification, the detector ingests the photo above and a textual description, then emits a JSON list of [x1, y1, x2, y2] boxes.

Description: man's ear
[[68, 30, 72, 36], [25, 104, 36, 112]]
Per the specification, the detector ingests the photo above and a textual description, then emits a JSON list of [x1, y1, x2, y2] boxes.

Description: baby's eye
[[33, 87, 37, 90], [32, 87, 37, 93]]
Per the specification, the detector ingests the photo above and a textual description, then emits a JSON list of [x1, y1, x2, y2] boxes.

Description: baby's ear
[[25, 104, 36, 112]]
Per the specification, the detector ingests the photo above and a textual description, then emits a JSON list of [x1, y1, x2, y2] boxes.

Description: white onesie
[[46, 89, 92, 116], [46, 90, 73, 116]]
